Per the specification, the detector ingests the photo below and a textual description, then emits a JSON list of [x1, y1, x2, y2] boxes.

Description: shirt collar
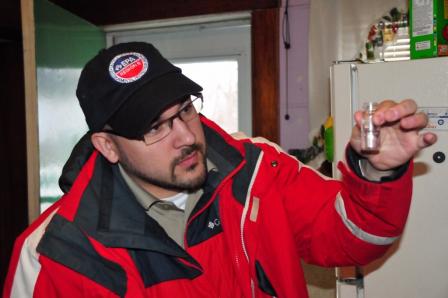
[[118, 163, 157, 210], [118, 159, 217, 212]]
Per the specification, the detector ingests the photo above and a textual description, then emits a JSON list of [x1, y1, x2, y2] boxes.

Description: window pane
[[38, 67, 88, 212], [175, 60, 239, 134]]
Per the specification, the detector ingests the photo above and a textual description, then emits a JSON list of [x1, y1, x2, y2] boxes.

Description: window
[[175, 59, 238, 133]]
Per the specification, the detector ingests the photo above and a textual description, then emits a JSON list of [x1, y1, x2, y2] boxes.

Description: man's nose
[[171, 117, 195, 147]]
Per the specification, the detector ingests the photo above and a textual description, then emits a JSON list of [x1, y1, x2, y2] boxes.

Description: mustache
[[173, 143, 204, 165]]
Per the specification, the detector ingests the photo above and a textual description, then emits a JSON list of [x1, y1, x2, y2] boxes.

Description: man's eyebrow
[[150, 101, 187, 126]]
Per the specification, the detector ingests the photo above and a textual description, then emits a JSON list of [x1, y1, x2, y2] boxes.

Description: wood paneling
[[252, 8, 279, 142], [22, 0, 40, 222], [49, 0, 279, 26]]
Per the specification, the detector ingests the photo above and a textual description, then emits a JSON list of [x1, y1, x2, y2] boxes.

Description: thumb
[[418, 132, 437, 149]]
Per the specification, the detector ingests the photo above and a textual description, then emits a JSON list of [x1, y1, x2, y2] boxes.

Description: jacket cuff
[[345, 145, 410, 183]]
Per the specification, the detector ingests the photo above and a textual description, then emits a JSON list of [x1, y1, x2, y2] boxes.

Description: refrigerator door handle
[[350, 63, 359, 127], [336, 266, 365, 298]]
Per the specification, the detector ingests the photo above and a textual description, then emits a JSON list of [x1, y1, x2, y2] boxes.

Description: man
[[3, 42, 436, 298]]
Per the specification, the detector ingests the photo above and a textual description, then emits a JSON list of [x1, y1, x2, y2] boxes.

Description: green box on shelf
[[410, 0, 448, 59]]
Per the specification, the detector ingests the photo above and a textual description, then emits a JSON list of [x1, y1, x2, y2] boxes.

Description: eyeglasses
[[104, 94, 203, 145]]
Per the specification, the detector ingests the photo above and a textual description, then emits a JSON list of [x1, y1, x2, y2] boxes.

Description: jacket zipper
[[240, 202, 254, 298], [183, 160, 245, 249], [240, 151, 264, 298]]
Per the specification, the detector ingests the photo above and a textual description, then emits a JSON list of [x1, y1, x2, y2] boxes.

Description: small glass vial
[[361, 102, 380, 152]]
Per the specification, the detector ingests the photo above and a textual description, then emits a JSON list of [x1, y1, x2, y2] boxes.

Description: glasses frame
[[103, 93, 203, 145]]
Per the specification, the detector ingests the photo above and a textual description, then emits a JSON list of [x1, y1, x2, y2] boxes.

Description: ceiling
[[0, 0, 21, 42], [48, 0, 279, 26]]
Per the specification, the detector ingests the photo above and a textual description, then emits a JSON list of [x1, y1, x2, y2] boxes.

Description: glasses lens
[[143, 93, 203, 145], [180, 95, 203, 122], [143, 122, 171, 145], [191, 94, 203, 114]]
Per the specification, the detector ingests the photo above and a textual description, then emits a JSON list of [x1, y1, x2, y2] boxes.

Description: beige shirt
[[118, 161, 216, 247]]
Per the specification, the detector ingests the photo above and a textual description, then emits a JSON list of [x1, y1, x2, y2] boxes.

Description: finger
[[356, 99, 418, 126], [355, 100, 394, 125], [350, 125, 362, 150], [375, 99, 396, 110], [351, 123, 361, 138], [418, 132, 438, 149], [369, 100, 398, 126], [353, 111, 363, 126], [400, 112, 429, 130], [382, 99, 417, 123]]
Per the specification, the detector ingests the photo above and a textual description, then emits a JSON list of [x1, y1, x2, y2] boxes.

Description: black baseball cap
[[76, 42, 203, 138]]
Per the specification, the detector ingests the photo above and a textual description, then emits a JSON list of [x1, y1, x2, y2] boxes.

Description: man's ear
[[91, 132, 119, 163]]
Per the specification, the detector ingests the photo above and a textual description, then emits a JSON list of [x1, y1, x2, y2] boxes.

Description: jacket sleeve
[[2, 204, 122, 298], [31, 255, 120, 298], [264, 143, 413, 267], [2, 203, 61, 298]]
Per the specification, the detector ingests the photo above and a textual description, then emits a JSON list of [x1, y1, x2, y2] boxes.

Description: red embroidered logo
[[109, 52, 148, 83]]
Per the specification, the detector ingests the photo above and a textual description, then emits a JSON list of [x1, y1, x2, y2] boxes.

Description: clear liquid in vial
[[361, 102, 380, 152]]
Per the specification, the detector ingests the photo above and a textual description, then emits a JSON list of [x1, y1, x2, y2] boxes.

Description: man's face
[[112, 101, 207, 198]]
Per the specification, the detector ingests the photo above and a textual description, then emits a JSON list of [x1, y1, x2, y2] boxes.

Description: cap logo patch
[[109, 52, 148, 83]]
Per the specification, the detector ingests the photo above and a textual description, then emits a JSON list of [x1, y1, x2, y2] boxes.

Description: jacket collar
[[70, 118, 244, 255]]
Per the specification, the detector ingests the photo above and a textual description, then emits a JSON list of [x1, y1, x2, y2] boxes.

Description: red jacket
[[4, 117, 412, 298]]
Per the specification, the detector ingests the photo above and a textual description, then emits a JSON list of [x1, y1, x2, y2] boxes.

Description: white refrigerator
[[330, 57, 448, 298]]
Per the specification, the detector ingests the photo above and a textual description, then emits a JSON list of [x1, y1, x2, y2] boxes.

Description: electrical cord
[[282, 0, 291, 120]]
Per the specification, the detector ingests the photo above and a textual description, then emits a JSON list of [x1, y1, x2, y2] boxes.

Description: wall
[[279, 0, 311, 152], [35, 0, 105, 68], [279, 4, 337, 297]]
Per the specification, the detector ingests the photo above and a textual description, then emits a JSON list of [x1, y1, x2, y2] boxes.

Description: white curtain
[[308, 0, 407, 132]]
